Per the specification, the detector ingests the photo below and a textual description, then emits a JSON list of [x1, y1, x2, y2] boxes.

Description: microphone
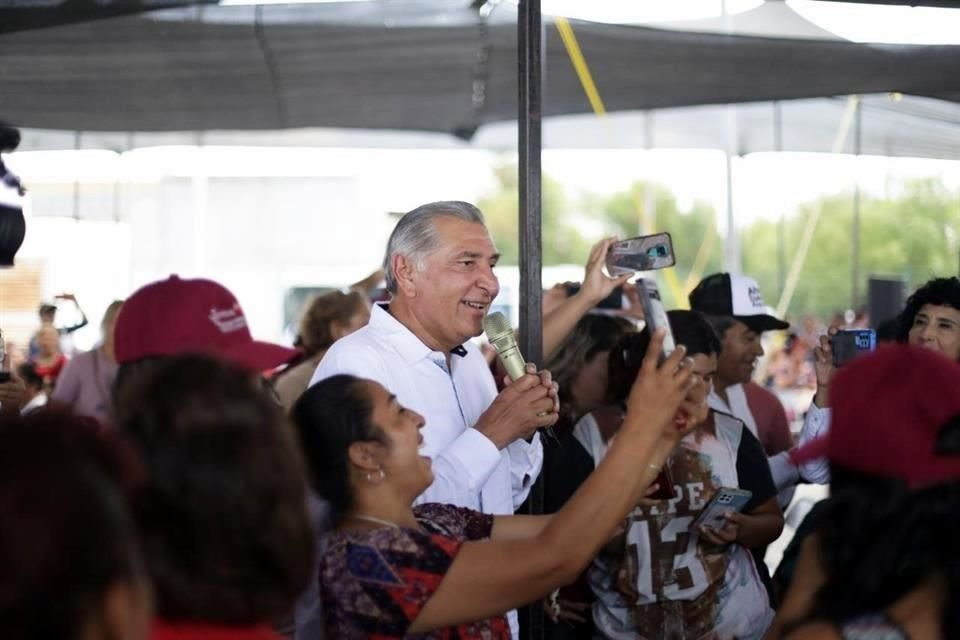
[[483, 311, 527, 381]]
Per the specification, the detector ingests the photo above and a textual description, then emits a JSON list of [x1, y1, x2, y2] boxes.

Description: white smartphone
[[692, 487, 752, 530], [637, 277, 676, 363]]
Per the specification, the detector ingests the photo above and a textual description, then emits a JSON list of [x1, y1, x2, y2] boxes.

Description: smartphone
[[637, 278, 676, 362], [831, 329, 877, 368], [692, 487, 753, 530], [606, 232, 676, 276], [648, 466, 676, 501], [563, 282, 624, 310]]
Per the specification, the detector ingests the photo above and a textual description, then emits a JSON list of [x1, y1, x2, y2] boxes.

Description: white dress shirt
[[311, 303, 543, 514]]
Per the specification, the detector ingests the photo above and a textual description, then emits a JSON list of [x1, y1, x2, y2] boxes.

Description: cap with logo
[[688, 272, 789, 333], [114, 275, 299, 372], [792, 345, 960, 489]]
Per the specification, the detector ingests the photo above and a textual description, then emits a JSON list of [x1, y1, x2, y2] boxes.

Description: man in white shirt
[[309, 201, 558, 638], [689, 273, 828, 510]]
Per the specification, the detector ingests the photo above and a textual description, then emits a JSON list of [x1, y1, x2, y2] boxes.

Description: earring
[[365, 468, 386, 484]]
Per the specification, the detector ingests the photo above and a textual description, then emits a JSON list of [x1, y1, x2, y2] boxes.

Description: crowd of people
[[2, 197, 960, 640]]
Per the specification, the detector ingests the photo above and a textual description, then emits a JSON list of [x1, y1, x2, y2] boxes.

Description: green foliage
[[595, 182, 722, 308], [477, 163, 592, 265], [743, 178, 960, 317], [478, 166, 960, 318]]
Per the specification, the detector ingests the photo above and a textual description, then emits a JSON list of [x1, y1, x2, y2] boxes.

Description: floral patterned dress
[[319, 503, 510, 639]]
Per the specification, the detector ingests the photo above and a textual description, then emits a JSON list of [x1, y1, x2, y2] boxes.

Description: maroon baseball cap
[[114, 275, 299, 372], [792, 344, 960, 489]]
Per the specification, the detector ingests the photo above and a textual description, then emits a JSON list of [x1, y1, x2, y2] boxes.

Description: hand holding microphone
[[476, 312, 559, 448]]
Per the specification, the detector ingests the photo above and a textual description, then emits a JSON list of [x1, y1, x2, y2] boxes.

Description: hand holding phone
[[831, 329, 877, 368], [692, 487, 752, 531], [647, 466, 676, 501], [606, 233, 676, 276]]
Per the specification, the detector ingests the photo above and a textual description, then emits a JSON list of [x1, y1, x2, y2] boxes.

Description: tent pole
[[852, 99, 862, 310], [721, 0, 740, 274], [518, 2, 543, 636], [774, 102, 785, 298]]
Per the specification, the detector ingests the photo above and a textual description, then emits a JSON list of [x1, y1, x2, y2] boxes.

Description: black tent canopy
[[2, 1, 960, 136]]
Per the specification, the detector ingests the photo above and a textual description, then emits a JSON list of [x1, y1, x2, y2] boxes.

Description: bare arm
[[348, 268, 385, 295], [764, 534, 828, 640], [490, 514, 552, 541], [409, 334, 697, 633], [732, 497, 784, 549], [542, 237, 632, 361]]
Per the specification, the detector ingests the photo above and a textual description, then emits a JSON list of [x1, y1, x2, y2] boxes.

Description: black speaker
[[868, 277, 904, 329]]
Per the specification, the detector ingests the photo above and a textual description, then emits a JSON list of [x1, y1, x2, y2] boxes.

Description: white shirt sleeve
[[797, 403, 832, 484], [415, 427, 503, 510], [768, 451, 800, 493], [506, 431, 544, 509]]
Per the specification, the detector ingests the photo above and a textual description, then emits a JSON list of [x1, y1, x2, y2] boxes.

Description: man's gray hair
[[382, 201, 486, 293]]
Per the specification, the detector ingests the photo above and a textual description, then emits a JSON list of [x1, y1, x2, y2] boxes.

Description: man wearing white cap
[[688, 273, 795, 489]]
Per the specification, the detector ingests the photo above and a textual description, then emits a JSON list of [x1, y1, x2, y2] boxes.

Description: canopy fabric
[[2, 1, 960, 139]]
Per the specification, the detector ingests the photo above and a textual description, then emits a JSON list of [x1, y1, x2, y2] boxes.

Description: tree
[[477, 163, 593, 266], [742, 179, 960, 318]]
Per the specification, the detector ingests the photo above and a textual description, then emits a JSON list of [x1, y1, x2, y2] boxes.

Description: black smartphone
[[606, 232, 676, 276], [0, 372, 9, 383], [831, 329, 877, 368], [648, 466, 675, 501]]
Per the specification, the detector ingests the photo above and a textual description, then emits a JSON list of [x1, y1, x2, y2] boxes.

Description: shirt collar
[[369, 303, 469, 364]]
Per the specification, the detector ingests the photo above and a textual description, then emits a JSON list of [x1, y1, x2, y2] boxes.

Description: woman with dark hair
[[767, 345, 960, 640], [275, 290, 371, 411], [114, 354, 315, 640], [535, 313, 635, 637], [897, 276, 960, 361], [574, 310, 782, 639], [292, 333, 705, 639], [0, 411, 152, 640]]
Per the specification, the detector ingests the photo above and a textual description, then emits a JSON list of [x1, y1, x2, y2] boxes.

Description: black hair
[[806, 464, 960, 637], [896, 277, 960, 343], [291, 374, 386, 522], [606, 310, 720, 402], [0, 411, 145, 640], [16, 362, 43, 390], [703, 313, 738, 340], [115, 354, 314, 624], [667, 310, 722, 358]]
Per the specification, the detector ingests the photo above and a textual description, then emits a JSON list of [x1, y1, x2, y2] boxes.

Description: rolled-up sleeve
[[797, 404, 831, 484]]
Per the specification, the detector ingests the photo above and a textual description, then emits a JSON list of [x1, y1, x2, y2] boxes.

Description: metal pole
[[721, 0, 740, 274], [72, 131, 82, 221], [852, 99, 862, 309], [518, 0, 543, 638], [774, 102, 785, 297]]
